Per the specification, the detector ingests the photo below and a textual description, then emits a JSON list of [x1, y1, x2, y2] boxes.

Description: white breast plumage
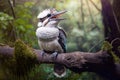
[[36, 27, 59, 40]]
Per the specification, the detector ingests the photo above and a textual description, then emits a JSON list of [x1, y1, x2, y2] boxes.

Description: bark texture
[[101, 0, 120, 58], [0, 46, 120, 80]]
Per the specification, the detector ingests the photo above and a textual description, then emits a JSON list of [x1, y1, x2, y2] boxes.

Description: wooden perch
[[0, 45, 120, 80]]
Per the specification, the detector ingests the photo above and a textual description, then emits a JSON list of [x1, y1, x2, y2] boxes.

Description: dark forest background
[[0, 0, 120, 80]]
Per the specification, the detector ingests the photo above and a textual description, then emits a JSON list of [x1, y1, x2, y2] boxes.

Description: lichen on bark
[[102, 41, 120, 63], [13, 39, 38, 76]]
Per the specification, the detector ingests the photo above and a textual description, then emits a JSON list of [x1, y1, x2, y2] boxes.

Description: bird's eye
[[47, 14, 51, 17], [40, 18, 44, 22], [39, 14, 51, 22]]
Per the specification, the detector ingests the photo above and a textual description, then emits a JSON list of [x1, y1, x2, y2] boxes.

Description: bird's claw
[[51, 52, 58, 60], [41, 50, 45, 57]]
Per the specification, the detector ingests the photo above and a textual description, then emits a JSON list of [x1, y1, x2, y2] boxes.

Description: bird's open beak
[[50, 10, 67, 21]]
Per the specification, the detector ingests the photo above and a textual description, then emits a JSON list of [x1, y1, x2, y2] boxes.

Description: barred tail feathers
[[53, 64, 66, 78]]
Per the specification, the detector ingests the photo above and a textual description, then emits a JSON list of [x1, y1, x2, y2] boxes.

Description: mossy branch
[[0, 40, 120, 80]]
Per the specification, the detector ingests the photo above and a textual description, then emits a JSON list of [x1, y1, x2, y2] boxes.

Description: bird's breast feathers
[[36, 27, 59, 41]]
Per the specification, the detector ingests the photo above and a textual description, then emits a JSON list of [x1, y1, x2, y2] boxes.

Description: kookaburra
[[36, 8, 67, 78]]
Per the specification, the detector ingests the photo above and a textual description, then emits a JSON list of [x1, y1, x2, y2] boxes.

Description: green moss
[[102, 41, 120, 63], [0, 48, 16, 79], [0, 40, 38, 79], [101, 41, 112, 51], [14, 39, 38, 76], [111, 51, 120, 63]]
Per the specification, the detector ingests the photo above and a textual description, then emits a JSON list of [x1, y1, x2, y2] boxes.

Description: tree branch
[[8, 0, 16, 18], [0, 45, 120, 79], [89, 0, 101, 12]]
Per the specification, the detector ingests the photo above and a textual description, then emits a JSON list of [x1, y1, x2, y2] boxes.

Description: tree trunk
[[112, 0, 120, 58], [101, 0, 120, 57], [113, 0, 120, 26]]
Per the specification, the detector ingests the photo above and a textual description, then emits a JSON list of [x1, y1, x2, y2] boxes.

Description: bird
[[36, 8, 67, 78]]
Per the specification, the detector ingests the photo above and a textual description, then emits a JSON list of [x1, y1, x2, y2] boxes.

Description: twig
[[86, 0, 95, 24], [89, 0, 101, 12], [8, 0, 16, 18]]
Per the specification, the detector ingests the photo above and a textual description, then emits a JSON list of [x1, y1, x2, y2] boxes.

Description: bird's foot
[[41, 50, 45, 57], [51, 52, 58, 60]]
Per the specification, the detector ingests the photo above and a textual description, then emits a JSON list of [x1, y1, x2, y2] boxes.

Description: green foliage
[[0, 2, 37, 46], [28, 64, 81, 80], [0, 12, 14, 43], [0, 12, 13, 29], [13, 2, 37, 47]]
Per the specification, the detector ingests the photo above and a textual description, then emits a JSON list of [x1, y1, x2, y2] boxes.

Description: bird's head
[[37, 8, 67, 27]]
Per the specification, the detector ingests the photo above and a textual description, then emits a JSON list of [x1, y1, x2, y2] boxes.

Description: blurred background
[[0, 0, 107, 80]]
